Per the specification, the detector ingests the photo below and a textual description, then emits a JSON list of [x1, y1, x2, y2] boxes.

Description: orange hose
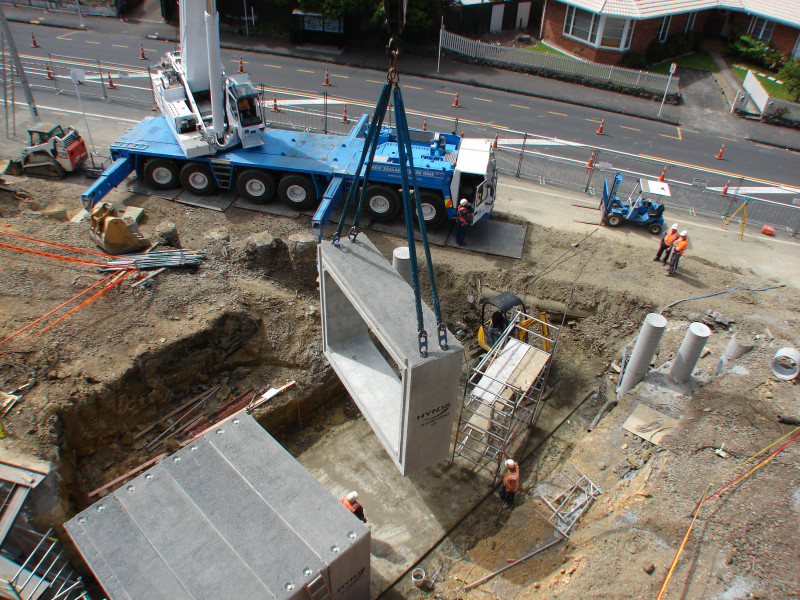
[[0, 242, 115, 268], [0, 272, 117, 347], [0, 230, 112, 258]]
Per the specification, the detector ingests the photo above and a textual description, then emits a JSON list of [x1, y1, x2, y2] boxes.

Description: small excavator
[[3, 123, 88, 179]]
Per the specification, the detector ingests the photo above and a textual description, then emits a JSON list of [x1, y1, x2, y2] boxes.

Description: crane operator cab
[[226, 76, 265, 148]]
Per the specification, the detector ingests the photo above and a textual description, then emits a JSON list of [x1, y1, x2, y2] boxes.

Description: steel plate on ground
[[444, 218, 526, 259]]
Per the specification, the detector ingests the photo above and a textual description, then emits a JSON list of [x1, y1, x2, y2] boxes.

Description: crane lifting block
[[318, 235, 463, 476]]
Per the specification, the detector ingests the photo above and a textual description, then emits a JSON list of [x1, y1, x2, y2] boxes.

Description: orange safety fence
[[655, 426, 800, 600]]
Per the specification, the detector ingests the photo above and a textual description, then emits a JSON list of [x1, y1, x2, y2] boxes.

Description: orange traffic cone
[[658, 166, 667, 182], [721, 178, 730, 195], [323, 68, 331, 86], [422, 118, 427, 131], [31, 33, 39, 48], [45, 65, 54, 80], [596, 118, 605, 135], [492, 132, 498, 150], [238, 56, 244, 73], [452, 90, 461, 108], [271, 94, 279, 113], [139, 44, 147, 60], [341, 104, 349, 124], [460, 131, 465, 139], [716, 143, 725, 160], [586, 151, 596, 173], [107, 72, 116, 89]]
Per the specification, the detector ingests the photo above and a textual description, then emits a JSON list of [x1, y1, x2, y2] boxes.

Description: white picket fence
[[440, 29, 679, 97]]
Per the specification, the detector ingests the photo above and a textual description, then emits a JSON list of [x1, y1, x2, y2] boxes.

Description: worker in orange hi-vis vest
[[341, 490, 367, 522], [499, 459, 520, 508], [667, 231, 689, 277], [654, 223, 679, 264]]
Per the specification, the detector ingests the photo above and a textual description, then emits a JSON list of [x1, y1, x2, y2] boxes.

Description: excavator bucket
[[89, 203, 149, 255]]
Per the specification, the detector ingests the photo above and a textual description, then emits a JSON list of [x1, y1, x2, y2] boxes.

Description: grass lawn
[[730, 64, 796, 101], [649, 52, 719, 73], [521, 42, 571, 58]]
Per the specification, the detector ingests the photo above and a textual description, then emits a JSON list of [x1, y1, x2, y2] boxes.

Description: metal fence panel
[[441, 29, 679, 96]]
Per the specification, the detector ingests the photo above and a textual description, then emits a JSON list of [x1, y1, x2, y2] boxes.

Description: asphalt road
[[5, 20, 800, 200]]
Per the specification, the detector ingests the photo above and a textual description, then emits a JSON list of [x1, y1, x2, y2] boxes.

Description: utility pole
[[0, 4, 39, 123]]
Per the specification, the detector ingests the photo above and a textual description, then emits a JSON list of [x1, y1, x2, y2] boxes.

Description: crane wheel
[[363, 184, 400, 221], [419, 191, 447, 229], [278, 174, 317, 210], [180, 163, 218, 196], [143, 159, 180, 190], [237, 170, 276, 204]]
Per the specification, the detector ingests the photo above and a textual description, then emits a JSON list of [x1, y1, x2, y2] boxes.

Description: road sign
[[669, 62, 677, 75]]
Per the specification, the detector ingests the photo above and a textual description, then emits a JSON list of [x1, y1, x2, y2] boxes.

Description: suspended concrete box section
[[64, 413, 370, 600], [319, 234, 463, 476]]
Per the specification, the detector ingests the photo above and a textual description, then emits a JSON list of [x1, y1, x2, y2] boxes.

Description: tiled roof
[[560, 0, 800, 27]]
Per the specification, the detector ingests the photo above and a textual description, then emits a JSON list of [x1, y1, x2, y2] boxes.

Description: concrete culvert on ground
[[0, 175, 799, 600]]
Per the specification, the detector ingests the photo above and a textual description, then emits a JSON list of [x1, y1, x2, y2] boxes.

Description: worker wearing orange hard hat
[[654, 223, 679, 265], [667, 230, 688, 277], [499, 458, 520, 508], [341, 490, 367, 522]]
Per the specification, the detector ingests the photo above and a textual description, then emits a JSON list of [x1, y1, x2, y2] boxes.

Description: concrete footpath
[[6, 0, 800, 152]]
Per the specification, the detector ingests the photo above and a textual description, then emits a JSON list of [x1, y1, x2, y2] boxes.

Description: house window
[[658, 15, 671, 43], [793, 33, 800, 60], [684, 12, 696, 33], [564, 6, 598, 44], [600, 17, 627, 48], [563, 6, 633, 50], [747, 16, 774, 41]]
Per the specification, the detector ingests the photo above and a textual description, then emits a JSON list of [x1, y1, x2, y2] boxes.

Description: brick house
[[538, 0, 800, 64]]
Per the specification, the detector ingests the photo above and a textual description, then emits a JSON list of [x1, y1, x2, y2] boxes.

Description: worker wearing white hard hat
[[667, 230, 689, 277], [499, 458, 520, 508], [341, 490, 367, 522], [455, 198, 473, 246], [654, 223, 680, 265]]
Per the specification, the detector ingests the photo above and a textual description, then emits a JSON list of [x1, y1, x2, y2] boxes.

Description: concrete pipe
[[392, 246, 412, 286], [724, 332, 755, 361], [669, 322, 712, 383], [771, 347, 800, 381], [617, 313, 668, 398]]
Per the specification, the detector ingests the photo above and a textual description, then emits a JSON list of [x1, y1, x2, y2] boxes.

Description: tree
[[777, 59, 800, 102]]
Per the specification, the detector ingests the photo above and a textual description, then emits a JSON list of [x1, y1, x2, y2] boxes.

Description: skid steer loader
[[3, 123, 88, 179]]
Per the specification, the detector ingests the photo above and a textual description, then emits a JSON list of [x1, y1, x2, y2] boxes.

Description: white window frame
[[562, 6, 634, 51], [684, 11, 696, 34], [658, 15, 672, 43], [747, 16, 775, 41], [793, 32, 800, 60]]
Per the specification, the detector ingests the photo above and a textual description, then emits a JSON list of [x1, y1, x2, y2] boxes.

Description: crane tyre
[[419, 191, 447, 229], [278, 174, 317, 210], [363, 185, 401, 221], [237, 169, 276, 204], [143, 159, 180, 190], [606, 214, 623, 227], [180, 163, 218, 196]]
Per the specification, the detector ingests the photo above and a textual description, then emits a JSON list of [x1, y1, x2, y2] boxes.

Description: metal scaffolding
[[452, 311, 560, 481]]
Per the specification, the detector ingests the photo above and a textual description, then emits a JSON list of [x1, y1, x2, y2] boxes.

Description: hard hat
[[346, 491, 358, 502], [460, 198, 469, 206], [680, 230, 688, 237], [505, 459, 516, 469], [670, 223, 678, 230]]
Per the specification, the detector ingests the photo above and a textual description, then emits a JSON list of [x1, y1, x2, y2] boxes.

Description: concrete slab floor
[[292, 383, 593, 598]]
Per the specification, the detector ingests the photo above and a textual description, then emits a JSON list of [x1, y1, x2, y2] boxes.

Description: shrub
[[777, 59, 800, 101], [727, 33, 785, 71], [618, 51, 646, 69]]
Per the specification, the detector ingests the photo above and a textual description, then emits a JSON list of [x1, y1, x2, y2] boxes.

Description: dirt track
[[1, 173, 798, 599]]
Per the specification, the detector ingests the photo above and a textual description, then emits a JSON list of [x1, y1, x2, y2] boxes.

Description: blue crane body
[[82, 114, 497, 238]]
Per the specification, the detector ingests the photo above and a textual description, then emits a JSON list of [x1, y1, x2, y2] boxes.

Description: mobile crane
[[82, 0, 497, 238]]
